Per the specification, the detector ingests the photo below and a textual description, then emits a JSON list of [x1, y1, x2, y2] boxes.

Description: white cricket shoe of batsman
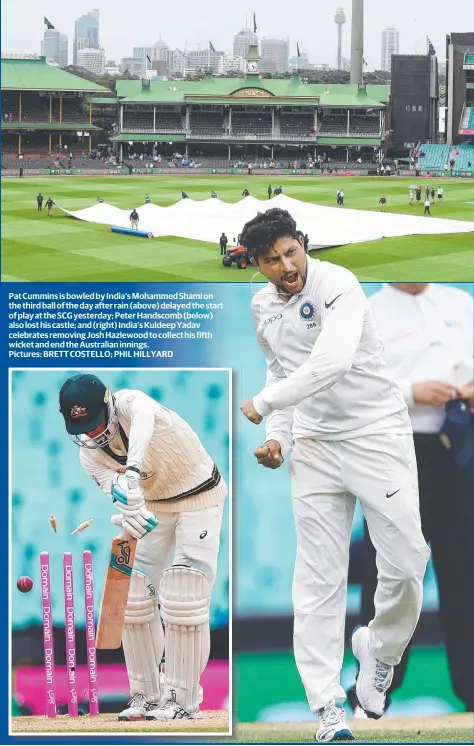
[[145, 689, 203, 721], [316, 699, 355, 742], [118, 693, 159, 721], [352, 626, 393, 719]]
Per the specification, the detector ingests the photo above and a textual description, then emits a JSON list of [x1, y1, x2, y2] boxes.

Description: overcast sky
[[1, 0, 465, 69]]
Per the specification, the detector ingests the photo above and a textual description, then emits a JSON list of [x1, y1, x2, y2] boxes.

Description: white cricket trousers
[[134, 504, 224, 589], [290, 433, 430, 712]]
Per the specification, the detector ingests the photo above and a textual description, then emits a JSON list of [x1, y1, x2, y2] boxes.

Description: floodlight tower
[[335, 7, 346, 70]]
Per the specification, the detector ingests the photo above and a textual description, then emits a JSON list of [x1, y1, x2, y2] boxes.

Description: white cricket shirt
[[79, 389, 226, 513], [252, 257, 411, 455], [369, 284, 473, 434]]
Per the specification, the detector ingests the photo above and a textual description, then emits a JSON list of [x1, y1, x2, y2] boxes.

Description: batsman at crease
[[59, 373, 227, 722]]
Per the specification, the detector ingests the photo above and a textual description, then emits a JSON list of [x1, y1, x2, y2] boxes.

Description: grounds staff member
[[349, 283, 474, 712], [239, 208, 430, 741]]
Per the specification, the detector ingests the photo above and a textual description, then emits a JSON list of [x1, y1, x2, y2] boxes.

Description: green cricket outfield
[[2, 175, 473, 282]]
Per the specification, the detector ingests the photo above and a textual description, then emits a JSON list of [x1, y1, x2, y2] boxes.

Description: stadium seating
[[2, 156, 60, 169], [350, 116, 380, 135], [464, 52, 474, 64], [18, 104, 49, 122], [453, 144, 474, 170], [155, 113, 183, 131], [1, 152, 376, 172], [418, 143, 450, 170], [51, 103, 88, 122], [318, 115, 380, 137], [122, 111, 154, 131], [190, 112, 225, 136], [280, 114, 314, 138], [231, 113, 272, 137], [468, 108, 474, 129], [122, 111, 183, 132]]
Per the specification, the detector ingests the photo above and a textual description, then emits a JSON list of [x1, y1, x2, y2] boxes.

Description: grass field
[[11, 712, 473, 741], [2, 175, 473, 282], [237, 714, 474, 743]]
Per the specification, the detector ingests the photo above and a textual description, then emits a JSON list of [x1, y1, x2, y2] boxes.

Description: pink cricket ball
[[17, 576, 33, 593]]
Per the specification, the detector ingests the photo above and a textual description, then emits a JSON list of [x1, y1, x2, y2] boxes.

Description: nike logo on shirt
[[325, 293, 343, 309], [386, 489, 400, 498]]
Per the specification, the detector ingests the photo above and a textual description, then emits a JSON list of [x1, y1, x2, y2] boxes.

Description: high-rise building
[[133, 47, 153, 77], [121, 57, 144, 77], [217, 55, 246, 74], [168, 49, 186, 77], [260, 38, 289, 73], [74, 10, 99, 65], [59, 34, 68, 68], [381, 27, 400, 72], [289, 52, 310, 71], [41, 29, 68, 67], [77, 47, 105, 75], [153, 40, 170, 61], [185, 49, 224, 74], [105, 61, 121, 75], [233, 28, 258, 59], [42, 30, 59, 63]]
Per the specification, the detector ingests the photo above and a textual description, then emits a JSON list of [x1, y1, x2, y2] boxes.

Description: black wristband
[[126, 465, 140, 475]]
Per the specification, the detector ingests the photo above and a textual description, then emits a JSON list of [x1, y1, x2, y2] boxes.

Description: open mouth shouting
[[281, 270, 303, 294]]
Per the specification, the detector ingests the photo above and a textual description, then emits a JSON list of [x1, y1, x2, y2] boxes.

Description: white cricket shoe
[[118, 693, 158, 721], [316, 699, 355, 742], [352, 626, 393, 719], [145, 690, 203, 721]]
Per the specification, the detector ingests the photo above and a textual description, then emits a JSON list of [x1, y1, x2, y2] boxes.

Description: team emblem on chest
[[299, 301, 315, 321]]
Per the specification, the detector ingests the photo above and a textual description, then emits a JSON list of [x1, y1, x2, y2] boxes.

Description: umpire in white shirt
[[348, 283, 474, 712], [238, 209, 430, 742]]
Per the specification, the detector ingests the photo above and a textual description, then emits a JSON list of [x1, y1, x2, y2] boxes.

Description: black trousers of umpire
[[353, 433, 473, 710]]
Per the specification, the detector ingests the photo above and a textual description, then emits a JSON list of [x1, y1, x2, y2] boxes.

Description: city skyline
[[1, 0, 463, 69]]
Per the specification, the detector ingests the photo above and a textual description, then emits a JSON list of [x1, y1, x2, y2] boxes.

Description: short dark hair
[[240, 208, 299, 259]]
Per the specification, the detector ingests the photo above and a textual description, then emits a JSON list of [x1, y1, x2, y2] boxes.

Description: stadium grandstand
[[1, 57, 108, 170], [417, 144, 450, 170], [445, 33, 474, 144], [453, 142, 474, 169], [458, 51, 474, 139], [109, 45, 389, 169]]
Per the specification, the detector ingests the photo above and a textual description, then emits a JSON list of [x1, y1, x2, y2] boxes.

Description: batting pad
[[159, 566, 211, 713], [122, 570, 164, 703]]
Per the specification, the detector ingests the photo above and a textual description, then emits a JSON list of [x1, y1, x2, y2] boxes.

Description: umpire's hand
[[254, 440, 284, 469]]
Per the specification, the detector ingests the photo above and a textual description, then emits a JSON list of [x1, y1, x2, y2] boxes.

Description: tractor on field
[[222, 246, 252, 269]]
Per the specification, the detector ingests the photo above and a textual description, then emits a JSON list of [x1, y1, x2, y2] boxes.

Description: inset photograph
[[2, 52, 473, 283], [10, 368, 231, 736], [237, 280, 473, 743]]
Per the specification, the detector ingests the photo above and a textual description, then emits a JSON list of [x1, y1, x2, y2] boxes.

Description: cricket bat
[[96, 532, 137, 649]]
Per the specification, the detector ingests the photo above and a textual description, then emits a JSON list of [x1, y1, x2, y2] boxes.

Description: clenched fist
[[254, 440, 284, 469], [241, 398, 263, 424]]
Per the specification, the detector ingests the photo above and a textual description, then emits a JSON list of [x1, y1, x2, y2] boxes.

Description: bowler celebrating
[[239, 208, 429, 742]]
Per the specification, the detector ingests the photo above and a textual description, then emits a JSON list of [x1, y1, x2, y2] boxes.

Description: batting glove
[[111, 508, 158, 539], [112, 472, 145, 516]]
